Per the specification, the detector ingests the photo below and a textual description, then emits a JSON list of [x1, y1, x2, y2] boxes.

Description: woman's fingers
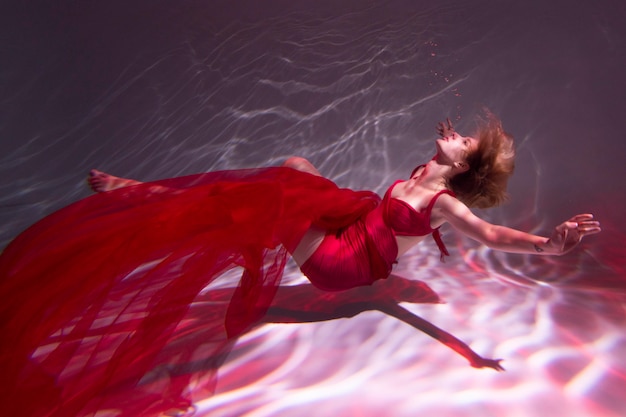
[[567, 214, 601, 236], [436, 118, 455, 137], [579, 225, 602, 236], [552, 214, 601, 254]]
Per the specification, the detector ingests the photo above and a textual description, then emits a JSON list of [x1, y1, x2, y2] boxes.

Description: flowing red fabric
[[0, 167, 379, 417]]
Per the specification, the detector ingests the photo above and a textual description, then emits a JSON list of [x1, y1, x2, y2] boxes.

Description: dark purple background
[[1, 1, 625, 416]]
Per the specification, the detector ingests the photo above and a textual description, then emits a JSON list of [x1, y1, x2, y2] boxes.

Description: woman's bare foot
[[88, 169, 141, 193]]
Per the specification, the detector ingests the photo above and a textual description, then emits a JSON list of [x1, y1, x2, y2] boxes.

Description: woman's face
[[436, 132, 478, 165]]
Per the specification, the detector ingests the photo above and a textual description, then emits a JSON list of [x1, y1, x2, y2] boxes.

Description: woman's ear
[[454, 161, 470, 173]]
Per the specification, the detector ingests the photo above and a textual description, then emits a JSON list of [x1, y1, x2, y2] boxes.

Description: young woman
[[0, 115, 600, 416], [88, 115, 600, 291]]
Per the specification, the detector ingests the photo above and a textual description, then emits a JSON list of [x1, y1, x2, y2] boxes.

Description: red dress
[[0, 168, 453, 416], [300, 180, 453, 291], [0, 167, 379, 417]]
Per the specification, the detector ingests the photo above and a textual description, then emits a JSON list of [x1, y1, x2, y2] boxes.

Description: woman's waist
[[395, 234, 428, 257]]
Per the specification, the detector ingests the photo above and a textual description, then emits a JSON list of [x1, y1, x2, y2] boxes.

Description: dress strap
[[425, 189, 454, 215], [428, 189, 456, 262], [432, 228, 450, 262]]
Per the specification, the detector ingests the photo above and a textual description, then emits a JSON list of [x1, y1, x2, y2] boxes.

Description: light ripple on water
[[2, 1, 625, 416]]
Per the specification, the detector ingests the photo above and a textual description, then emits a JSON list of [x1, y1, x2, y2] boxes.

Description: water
[[1, 1, 625, 416]]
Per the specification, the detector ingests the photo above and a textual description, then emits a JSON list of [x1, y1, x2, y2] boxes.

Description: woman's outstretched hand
[[546, 214, 601, 255], [436, 118, 455, 137], [470, 357, 505, 371]]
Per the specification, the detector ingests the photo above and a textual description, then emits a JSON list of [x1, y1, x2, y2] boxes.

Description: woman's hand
[[545, 214, 601, 255], [436, 118, 455, 138]]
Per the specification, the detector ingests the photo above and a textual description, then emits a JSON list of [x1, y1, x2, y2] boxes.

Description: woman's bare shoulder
[[430, 192, 468, 228]]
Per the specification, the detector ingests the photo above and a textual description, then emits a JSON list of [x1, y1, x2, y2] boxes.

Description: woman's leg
[[282, 156, 322, 177], [291, 226, 326, 267], [88, 160, 327, 266], [282, 157, 326, 265], [90, 156, 322, 193]]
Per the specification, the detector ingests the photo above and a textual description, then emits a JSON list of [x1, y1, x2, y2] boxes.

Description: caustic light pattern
[[1, 1, 625, 416]]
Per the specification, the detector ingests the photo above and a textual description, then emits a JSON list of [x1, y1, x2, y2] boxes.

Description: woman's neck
[[415, 159, 454, 192]]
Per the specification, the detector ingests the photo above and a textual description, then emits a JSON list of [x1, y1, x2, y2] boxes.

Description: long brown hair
[[448, 112, 515, 208]]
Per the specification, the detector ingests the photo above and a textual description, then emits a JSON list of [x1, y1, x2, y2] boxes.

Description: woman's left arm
[[436, 194, 601, 256]]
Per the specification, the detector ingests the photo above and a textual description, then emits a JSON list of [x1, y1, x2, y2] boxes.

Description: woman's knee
[[282, 156, 321, 176], [283, 156, 309, 170]]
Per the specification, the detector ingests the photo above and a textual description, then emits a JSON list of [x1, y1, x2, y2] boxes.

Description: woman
[[88, 115, 600, 290], [1, 115, 600, 417]]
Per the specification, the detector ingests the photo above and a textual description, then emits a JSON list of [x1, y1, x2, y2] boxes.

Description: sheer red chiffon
[[0, 167, 379, 417]]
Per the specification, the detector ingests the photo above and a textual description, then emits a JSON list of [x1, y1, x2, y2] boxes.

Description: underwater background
[[1, 1, 625, 416]]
